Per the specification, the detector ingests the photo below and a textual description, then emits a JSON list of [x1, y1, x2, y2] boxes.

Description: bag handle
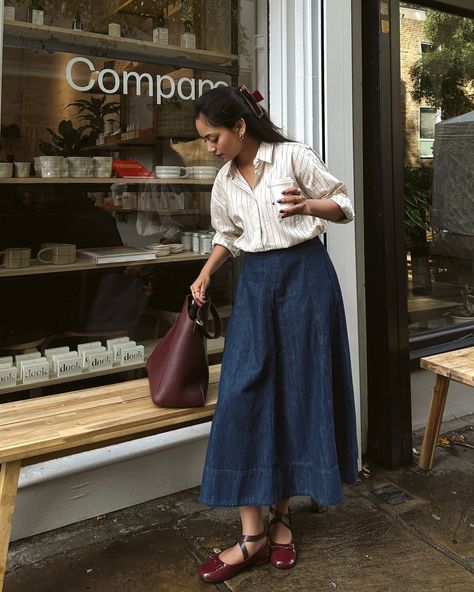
[[188, 295, 222, 340]]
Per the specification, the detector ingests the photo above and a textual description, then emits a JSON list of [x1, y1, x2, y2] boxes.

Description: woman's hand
[[190, 273, 211, 306], [278, 186, 309, 218]]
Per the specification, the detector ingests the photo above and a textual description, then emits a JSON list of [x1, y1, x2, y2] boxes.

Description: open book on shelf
[[77, 246, 156, 264]]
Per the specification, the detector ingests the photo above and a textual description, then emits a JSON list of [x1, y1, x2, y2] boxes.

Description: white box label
[[106, 336, 130, 351], [113, 340, 136, 362], [22, 360, 50, 384], [87, 350, 114, 371], [0, 366, 17, 389], [56, 356, 83, 378], [45, 347, 70, 362], [77, 341, 102, 354], [120, 345, 144, 366]]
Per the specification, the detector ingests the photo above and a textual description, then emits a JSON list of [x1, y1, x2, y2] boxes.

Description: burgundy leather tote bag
[[147, 294, 222, 408]]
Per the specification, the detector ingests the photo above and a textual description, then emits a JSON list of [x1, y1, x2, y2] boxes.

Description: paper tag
[[113, 340, 136, 362], [56, 355, 83, 378], [120, 345, 145, 366], [0, 366, 17, 389], [22, 360, 50, 384], [86, 350, 114, 371], [77, 341, 102, 354], [106, 336, 130, 350]]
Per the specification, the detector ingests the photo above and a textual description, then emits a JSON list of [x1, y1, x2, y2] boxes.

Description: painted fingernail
[[277, 199, 282, 203]]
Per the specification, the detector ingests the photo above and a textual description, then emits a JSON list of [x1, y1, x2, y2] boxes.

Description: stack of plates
[[169, 243, 184, 254], [146, 243, 171, 257], [189, 166, 219, 180]]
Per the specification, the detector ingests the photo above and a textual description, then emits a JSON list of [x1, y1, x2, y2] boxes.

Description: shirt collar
[[225, 142, 275, 178]]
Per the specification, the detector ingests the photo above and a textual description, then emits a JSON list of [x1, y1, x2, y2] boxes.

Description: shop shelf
[[0, 339, 225, 395], [0, 252, 209, 279], [0, 177, 214, 186], [3, 21, 238, 72]]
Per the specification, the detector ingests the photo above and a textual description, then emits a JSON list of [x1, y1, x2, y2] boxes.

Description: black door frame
[[362, 0, 474, 467]]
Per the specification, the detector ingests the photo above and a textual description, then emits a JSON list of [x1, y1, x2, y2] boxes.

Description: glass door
[[400, 3, 474, 344]]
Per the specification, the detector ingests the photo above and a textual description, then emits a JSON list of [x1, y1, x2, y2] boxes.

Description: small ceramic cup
[[14, 162, 31, 178], [0, 163, 13, 178], [0, 248, 31, 268], [37, 244, 76, 265]]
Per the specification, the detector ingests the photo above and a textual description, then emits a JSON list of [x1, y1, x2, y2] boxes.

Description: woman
[[190, 85, 358, 583]]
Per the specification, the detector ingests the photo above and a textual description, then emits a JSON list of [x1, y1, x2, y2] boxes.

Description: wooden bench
[[418, 347, 473, 470], [0, 366, 220, 589]]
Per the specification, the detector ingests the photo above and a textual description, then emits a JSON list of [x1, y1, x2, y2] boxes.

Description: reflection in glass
[[400, 3, 474, 336]]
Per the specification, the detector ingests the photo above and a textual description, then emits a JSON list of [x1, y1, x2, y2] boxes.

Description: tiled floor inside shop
[[5, 415, 474, 592]]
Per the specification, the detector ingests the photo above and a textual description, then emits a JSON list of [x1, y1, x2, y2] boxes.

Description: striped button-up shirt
[[211, 141, 354, 256]]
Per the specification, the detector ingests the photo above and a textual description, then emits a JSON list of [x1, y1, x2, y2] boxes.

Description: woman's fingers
[[190, 278, 209, 305], [278, 187, 307, 217]]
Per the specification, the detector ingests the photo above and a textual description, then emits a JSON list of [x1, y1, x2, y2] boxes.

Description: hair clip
[[238, 84, 265, 119]]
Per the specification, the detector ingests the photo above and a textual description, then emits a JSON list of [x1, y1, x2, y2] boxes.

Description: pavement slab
[[4, 418, 474, 592]]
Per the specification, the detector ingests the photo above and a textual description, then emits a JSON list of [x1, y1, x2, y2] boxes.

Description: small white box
[[17, 353, 42, 378], [119, 345, 145, 366], [86, 350, 114, 372], [16, 351, 41, 365], [112, 340, 136, 362], [0, 356, 13, 367], [45, 347, 70, 365], [106, 336, 130, 351], [0, 366, 17, 389], [81, 346, 106, 368], [22, 360, 50, 384], [56, 354, 82, 378], [77, 341, 102, 354], [52, 352, 80, 375]]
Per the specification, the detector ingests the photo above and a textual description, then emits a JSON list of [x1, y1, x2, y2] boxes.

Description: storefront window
[[0, 1, 267, 400], [400, 3, 474, 341]]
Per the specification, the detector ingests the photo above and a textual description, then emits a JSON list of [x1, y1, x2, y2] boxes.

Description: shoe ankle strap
[[238, 530, 266, 560], [269, 506, 292, 529]]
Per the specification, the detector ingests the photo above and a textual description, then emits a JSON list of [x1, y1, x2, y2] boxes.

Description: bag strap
[[193, 297, 223, 340]]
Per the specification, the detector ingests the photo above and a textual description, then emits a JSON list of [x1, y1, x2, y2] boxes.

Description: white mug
[[37, 244, 76, 265], [0, 248, 31, 268]]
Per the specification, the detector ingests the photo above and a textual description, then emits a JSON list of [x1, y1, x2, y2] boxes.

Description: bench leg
[[418, 375, 450, 471], [0, 461, 21, 590]]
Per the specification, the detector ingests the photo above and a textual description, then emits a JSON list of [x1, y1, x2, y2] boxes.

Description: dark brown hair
[[194, 85, 291, 143]]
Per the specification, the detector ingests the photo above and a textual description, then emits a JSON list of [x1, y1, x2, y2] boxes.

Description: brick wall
[[400, 10, 431, 167]]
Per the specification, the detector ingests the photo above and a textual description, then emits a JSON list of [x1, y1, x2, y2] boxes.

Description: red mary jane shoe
[[268, 506, 296, 569], [199, 530, 270, 583]]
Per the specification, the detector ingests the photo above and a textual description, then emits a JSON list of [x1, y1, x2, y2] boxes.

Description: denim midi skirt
[[199, 236, 358, 507]]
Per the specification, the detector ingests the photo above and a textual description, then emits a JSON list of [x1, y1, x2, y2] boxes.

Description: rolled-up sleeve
[[211, 179, 242, 257], [293, 146, 355, 223]]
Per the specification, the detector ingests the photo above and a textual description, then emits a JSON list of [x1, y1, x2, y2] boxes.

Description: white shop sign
[[66, 57, 228, 104]]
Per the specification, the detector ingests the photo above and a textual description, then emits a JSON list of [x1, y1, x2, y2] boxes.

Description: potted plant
[[66, 95, 120, 140], [445, 285, 474, 323], [39, 120, 92, 156]]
